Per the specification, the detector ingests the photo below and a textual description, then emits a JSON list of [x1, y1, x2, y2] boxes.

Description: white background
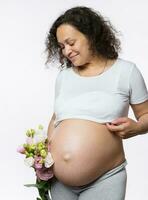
[[0, 0, 148, 199]]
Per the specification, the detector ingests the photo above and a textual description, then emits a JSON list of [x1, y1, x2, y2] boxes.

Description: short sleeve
[[129, 64, 148, 104], [54, 69, 64, 100]]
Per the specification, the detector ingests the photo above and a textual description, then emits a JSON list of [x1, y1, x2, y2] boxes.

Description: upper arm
[[129, 64, 148, 104], [128, 64, 148, 120], [54, 69, 64, 100], [130, 100, 148, 120], [51, 113, 56, 120], [52, 70, 63, 122]]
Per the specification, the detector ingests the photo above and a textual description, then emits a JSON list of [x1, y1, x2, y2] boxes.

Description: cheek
[[81, 47, 92, 59]]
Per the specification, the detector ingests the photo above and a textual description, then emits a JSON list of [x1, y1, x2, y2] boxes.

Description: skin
[[49, 24, 148, 186], [56, 24, 113, 73], [106, 101, 148, 139], [56, 23, 148, 140]]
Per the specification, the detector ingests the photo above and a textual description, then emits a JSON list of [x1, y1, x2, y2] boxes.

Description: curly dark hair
[[45, 6, 121, 69]]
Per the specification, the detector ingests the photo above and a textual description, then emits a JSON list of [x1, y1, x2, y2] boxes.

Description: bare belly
[[50, 119, 125, 186]]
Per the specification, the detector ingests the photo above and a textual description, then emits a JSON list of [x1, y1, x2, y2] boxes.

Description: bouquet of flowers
[[17, 125, 54, 200]]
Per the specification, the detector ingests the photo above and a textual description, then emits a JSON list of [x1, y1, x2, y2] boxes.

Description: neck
[[77, 56, 108, 72], [75, 57, 116, 77]]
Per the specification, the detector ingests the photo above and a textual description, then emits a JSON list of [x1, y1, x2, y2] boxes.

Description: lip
[[69, 55, 78, 61]]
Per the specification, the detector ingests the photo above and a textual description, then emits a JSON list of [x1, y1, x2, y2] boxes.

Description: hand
[[106, 117, 140, 139]]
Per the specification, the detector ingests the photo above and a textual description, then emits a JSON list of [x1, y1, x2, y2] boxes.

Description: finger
[[118, 132, 126, 138], [106, 124, 127, 139], [111, 117, 128, 125], [106, 123, 125, 132]]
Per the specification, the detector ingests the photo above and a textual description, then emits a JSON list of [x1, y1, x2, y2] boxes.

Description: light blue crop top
[[53, 58, 148, 127]]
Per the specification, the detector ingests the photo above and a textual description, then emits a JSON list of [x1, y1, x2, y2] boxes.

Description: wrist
[[136, 120, 147, 135]]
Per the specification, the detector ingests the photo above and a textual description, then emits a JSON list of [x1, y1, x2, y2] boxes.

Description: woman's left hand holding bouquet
[[17, 125, 55, 200]]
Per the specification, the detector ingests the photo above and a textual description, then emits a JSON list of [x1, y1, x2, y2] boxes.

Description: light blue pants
[[50, 160, 127, 200]]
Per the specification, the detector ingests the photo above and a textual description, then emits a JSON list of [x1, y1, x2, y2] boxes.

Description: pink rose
[[36, 166, 54, 181], [34, 156, 43, 169], [17, 146, 25, 154]]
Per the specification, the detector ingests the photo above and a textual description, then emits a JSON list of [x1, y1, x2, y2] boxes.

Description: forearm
[[137, 113, 148, 135]]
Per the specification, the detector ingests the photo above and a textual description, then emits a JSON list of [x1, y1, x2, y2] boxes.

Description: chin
[[72, 61, 86, 68]]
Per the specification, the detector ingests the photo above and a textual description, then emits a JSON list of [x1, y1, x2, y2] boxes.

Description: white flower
[[33, 129, 47, 144], [26, 137, 34, 145], [44, 152, 54, 168], [24, 157, 35, 167]]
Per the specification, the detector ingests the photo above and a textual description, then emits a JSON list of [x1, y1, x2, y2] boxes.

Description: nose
[[63, 45, 72, 58]]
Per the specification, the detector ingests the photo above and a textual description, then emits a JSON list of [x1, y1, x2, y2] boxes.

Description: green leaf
[[24, 179, 52, 200], [24, 184, 39, 188], [36, 179, 50, 190], [24, 180, 52, 200], [24, 182, 50, 190], [37, 187, 51, 200]]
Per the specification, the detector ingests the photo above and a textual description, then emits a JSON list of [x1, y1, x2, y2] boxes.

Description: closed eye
[[59, 43, 75, 51], [58, 40, 75, 50], [69, 43, 74, 46]]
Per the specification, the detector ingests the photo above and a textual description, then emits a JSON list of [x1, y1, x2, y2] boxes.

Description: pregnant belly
[[50, 119, 125, 186]]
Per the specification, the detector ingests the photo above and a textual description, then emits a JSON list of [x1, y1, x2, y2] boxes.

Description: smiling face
[[56, 24, 95, 67]]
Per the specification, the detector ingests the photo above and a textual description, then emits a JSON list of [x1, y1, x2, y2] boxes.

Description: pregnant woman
[[45, 6, 148, 200]]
